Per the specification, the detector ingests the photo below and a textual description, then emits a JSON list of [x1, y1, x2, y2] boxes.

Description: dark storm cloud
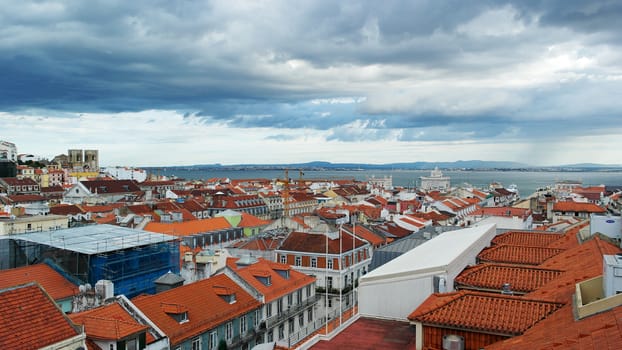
[[1, 0, 621, 146]]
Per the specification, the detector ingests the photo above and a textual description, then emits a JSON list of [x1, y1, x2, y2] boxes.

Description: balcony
[[264, 295, 320, 329]]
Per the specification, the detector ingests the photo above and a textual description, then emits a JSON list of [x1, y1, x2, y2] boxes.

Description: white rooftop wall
[[358, 223, 496, 320]]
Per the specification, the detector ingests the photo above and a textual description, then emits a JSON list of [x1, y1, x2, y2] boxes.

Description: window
[[295, 256, 301, 266], [327, 276, 333, 290], [226, 321, 233, 340], [287, 293, 293, 307], [296, 290, 302, 304], [328, 297, 332, 308], [110, 345, 114, 350], [298, 313, 304, 327], [209, 331, 218, 349], [278, 324, 285, 340], [254, 309, 260, 327], [126, 339, 137, 350], [307, 308, 313, 322], [266, 302, 272, 317], [306, 285, 311, 298], [174, 346, 182, 350], [289, 318, 295, 333], [280, 255, 286, 264], [267, 329, 274, 342], [240, 314, 247, 334], [277, 298, 283, 315], [327, 259, 333, 269], [311, 257, 317, 268], [192, 337, 201, 350]]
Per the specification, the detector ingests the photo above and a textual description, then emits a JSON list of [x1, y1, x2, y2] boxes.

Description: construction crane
[[282, 169, 290, 219]]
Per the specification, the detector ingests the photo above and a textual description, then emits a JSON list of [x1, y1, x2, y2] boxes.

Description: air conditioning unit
[[604, 254, 622, 297]]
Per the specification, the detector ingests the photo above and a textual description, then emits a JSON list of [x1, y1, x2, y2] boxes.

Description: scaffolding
[[1, 224, 180, 298]]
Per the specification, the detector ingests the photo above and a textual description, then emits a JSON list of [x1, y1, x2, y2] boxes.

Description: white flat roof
[[362, 223, 495, 281], [4, 224, 177, 255]]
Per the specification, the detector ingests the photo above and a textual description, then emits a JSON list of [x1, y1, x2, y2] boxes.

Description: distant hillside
[[175, 160, 530, 170], [144, 160, 622, 171]]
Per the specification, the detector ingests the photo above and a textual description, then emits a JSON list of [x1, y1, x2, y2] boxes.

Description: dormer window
[[251, 270, 272, 286], [161, 302, 189, 323], [214, 286, 237, 304], [275, 267, 290, 280]]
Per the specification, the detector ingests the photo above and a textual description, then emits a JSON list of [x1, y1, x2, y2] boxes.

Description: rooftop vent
[[442, 334, 464, 350], [501, 283, 513, 295]]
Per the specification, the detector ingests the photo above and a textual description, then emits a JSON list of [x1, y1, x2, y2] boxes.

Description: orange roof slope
[[553, 201, 606, 213], [70, 303, 148, 341], [478, 245, 564, 265], [408, 291, 563, 336], [455, 263, 564, 294], [491, 231, 564, 247], [0, 283, 81, 349], [486, 304, 622, 350], [0, 263, 78, 300], [239, 212, 272, 227], [131, 273, 260, 346], [144, 216, 232, 236], [528, 236, 621, 303], [231, 258, 315, 303]]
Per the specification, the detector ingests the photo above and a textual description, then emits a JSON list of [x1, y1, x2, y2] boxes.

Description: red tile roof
[[239, 212, 272, 227], [0, 264, 79, 300], [230, 237, 282, 251], [478, 245, 565, 265], [454, 263, 564, 294], [491, 231, 564, 247], [81, 179, 142, 194], [70, 302, 148, 341], [486, 304, 622, 350], [50, 204, 85, 216], [345, 224, 386, 247], [553, 201, 606, 213], [144, 217, 232, 236], [408, 291, 563, 336], [6, 194, 46, 203], [131, 273, 261, 346], [470, 207, 530, 217], [527, 235, 621, 303], [230, 258, 315, 302], [279, 231, 367, 254], [0, 283, 82, 349]]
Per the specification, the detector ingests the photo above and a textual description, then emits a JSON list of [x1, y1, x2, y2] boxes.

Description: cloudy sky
[[1, 0, 621, 167]]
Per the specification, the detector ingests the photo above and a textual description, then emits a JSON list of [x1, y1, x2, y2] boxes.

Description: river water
[[149, 168, 622, 197]]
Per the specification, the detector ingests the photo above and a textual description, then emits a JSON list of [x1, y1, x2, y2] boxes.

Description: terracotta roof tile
[[409, 291, 563, 336], [486, 304, 622, 350], [144, 217, 232, 236], [343, 224, 385, 247], [279, 231, 367, 254], [239, 212, 272, 227], [478, 245, 565, 265], [491, 231, 565, 247], [50, 204, 85, 215], [231, 258, 315, 303], [0, 283, 81, 349], [0, 264, 79, 300], [553, 201, 606, 213], [70, 303, 148, 341], [528, 236, 622, 302], [131, 273, 261, 346], [455, 263, 564, 294]]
